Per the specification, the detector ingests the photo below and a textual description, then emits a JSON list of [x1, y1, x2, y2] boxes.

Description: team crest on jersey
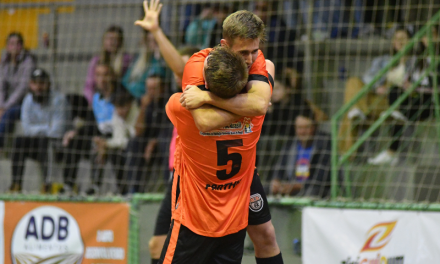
[[243, 117, 253, 134], [249, 193, 264, 212]]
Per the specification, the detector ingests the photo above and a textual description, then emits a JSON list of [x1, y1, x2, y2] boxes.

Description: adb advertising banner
[[303, 207, 440, 264], [0, 201, 129, 264]]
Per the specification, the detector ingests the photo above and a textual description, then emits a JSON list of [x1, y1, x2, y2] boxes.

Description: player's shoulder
[[183, 49, 211, 88], [166, 93, 182, 111], [188, 48, 212, 63]]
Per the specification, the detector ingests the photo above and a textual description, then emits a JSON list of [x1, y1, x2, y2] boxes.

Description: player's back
[[166, 94, 264, 237]]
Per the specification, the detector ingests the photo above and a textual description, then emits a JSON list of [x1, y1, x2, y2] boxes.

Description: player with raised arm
[[135, 1, 283, 263]]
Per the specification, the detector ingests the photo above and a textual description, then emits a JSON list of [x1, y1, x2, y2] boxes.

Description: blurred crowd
[[0, 0, 439, 198]]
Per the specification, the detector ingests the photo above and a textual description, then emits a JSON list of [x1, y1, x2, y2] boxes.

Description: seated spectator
[[184, 4, 217, 49], [263, 69, 328, 137], [368, 26, 440, 165], [259, 71, 329, 185], [88, 88, 139, 195], [338, 27, 412, 157], [9, 68, 70, 193], [0, 32, 35, 152], [83, 25, 132, 105], [122, 31, 166, 99], [61, 62, 117, 194], [125, 75, 168, 193], [271, 106, 331, 198], [264, 74, 334, 193]]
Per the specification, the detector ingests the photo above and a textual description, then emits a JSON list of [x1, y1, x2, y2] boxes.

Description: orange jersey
[[168, 47, 271, 237], [171, 46, 270, 185], [166, 94, 265, 237]]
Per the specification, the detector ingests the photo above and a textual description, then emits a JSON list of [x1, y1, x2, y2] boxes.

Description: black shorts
[[153, 168, 271, 235], [154, 173, 175, 236], [159, 220, 246, 264]]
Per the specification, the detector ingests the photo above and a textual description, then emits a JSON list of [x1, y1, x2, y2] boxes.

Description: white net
[[0, 0, 440, 203]]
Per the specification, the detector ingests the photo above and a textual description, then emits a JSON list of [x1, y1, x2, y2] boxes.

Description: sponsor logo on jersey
[[200, 118, 254, 136]]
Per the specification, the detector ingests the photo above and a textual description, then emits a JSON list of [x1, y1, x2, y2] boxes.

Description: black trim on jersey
[[268, 73, 274, 88], [159, 219, 175, 262], [175, 175, 181, 207], [248, 74, 269, 84], [197, 85, 209, 91]]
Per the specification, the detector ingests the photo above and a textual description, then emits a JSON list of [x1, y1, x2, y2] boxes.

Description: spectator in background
[[122, 31, 166, 99], [259, 70, 328, 183], [0, 32, 35, 151], [338, 27, 413, 157], [263, 69, 328, 137], [180, 4, 203, 41], [253, 0, 298, 74], [271, 106, 332, 198], [83, 25, 132, 105], [61, 63, 116, 194], [368, 26, 440, 165], [184, 3, 217, 49], [9, 68, 69, 193], [208, 4, 233, 48], [125, 75, 168, 193], [298, 0, 344, 41], [88, 88, 139, 195]]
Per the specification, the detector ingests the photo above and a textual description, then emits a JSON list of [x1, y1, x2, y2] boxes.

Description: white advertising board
[[303, 207, 440, 264]]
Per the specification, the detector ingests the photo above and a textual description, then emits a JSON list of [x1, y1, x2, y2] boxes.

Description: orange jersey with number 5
[[166, 94, 265, 237], [168, 47, 271, 237]]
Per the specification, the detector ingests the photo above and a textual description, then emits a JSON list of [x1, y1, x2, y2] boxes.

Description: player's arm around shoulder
[[167, 93, 239, 133], [189, 104, 240, 133], [241, 58, 275, 115], [193, 76, 272, 118]]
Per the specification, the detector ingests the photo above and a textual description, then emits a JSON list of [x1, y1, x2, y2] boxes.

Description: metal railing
[[330, 10, 440, 200]]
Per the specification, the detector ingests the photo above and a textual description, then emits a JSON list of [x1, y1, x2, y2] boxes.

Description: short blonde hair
[[222, 10, 266, 44]]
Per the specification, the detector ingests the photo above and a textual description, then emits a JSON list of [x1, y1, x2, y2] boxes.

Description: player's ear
[[220, 39, 228, 47]]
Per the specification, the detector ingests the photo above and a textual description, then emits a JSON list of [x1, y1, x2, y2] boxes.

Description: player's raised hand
[[134, 0, 163, 32], [180, 85, 208, 109]]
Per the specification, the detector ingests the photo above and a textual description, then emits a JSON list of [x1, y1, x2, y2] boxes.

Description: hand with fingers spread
[[134, 0, 163, 33], [180, 85, 209, 109]]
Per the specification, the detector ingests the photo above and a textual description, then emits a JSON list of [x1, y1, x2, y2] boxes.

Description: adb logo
[[360, 221, 397, 252], [11, 206, 84, 264]]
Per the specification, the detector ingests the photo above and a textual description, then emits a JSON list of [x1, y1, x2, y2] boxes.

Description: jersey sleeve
[[166, 93, 195, 134], [182, 48, 212, 91], [165, 93, 181, 128]]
